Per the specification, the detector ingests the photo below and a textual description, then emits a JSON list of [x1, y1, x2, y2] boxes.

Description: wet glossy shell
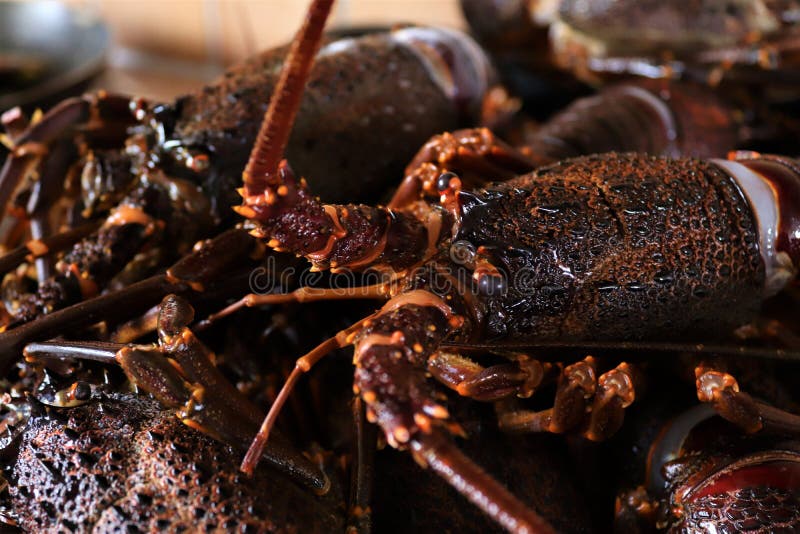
[[457, 153, 765, 342], [677, 486, 800, 532], [173, 31, 477, 205]]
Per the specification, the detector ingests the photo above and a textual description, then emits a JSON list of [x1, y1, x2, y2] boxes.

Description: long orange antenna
[[243, 0, 335, 195]]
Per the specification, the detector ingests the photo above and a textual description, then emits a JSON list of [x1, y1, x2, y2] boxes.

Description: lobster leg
[[497, 359, 637, 440], [584, 362, 637, 441], [156, 294, 265, 426], [196, 282, 391, 330], [0, 221, 100, 276], [428, 351, 554, 401], [26, 139, 74, 283], [0, 94, 136, 214], [498, 357, 598, 434], [23, 299, 331, 493], [242, 314, 373, 473], [696, 365, 800, 435], [0, 229, 256, 370], [389, 127, 536, 209]]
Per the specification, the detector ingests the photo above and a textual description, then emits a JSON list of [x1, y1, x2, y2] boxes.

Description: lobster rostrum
[[191, 1, 800, 532]]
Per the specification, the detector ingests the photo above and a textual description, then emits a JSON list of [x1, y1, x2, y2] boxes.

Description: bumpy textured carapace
[[2, 393, 347, 532], [223, 1, 800, 533], [7, 0, 800, 533], [0, 22, 492, 328]]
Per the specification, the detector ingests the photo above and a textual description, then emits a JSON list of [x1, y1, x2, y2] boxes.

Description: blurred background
[[14, 0, 465, 104]]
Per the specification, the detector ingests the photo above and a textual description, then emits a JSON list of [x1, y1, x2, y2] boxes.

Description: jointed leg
[[585, 362, 636, 441], [26, 139, 74, 283], [389, 128, 536, 209], [23, 294, 329, 493], [0, 221, 100, 276], [497, 358, 637, 441], [0, 228, 257, 372], [0, 93, 137, 214], [197, 282, 391, 330], [696, 365, 800, 436], [429, 351, 554, 401], [241, 313, 374, 474]]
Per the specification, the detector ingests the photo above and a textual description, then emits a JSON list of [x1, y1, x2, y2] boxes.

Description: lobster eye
[[437, 172, 458, 192]]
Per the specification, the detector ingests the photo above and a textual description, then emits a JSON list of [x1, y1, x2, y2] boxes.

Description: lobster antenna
[[243, 0, 335, 194]]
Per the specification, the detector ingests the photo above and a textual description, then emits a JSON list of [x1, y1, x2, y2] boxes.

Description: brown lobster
[[461, 0, 800, 87], [0, 20, 491, 326], [0, 13, 494, 510], [155, 0, 800, 532], [10, 1, 800, 533]]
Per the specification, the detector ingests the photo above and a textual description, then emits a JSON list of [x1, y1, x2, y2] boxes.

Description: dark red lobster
[[11, 0, 800, 532], [0, 11, 494, 506], [0, 18, 490, 327], [202, 1, 800, 532]]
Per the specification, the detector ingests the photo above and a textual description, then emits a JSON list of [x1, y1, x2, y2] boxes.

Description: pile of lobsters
[[1, 0, 800, 532]]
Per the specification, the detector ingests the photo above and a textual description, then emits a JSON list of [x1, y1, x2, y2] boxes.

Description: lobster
[[0, 13, 494, 519], [0, 21, 492, 326], [601, 355, 800, 532], [461, 0, 800, 87], [141, 0, 800, 532], [9, 1, 800, 533]]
